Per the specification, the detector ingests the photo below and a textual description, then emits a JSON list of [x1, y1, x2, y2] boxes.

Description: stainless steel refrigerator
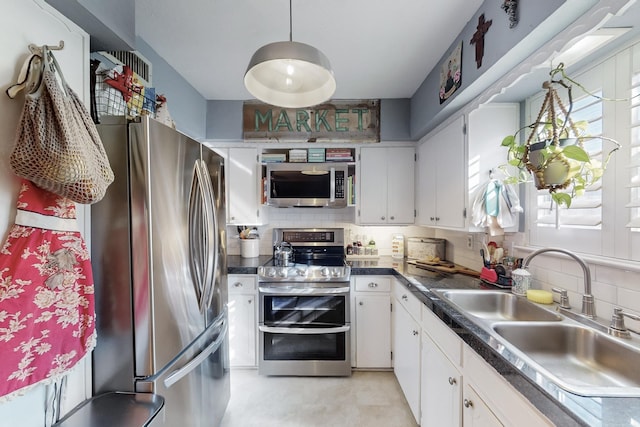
[[91, 116, 230, 426]]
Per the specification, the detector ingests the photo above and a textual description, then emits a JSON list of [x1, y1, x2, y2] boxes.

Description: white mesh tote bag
[[10, 46, 114, 204]]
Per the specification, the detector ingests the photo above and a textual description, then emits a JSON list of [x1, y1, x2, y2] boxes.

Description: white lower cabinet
[[419, 303, 553, 427], [392, 282, 421, 424], [462, 384, 503, 427], [421, 330, 461, 427], [352, 276, 392, 368], [227, 274, 257, 367]]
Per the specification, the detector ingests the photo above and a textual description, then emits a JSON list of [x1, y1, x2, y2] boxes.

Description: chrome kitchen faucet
[[522, 248, 595, 319]]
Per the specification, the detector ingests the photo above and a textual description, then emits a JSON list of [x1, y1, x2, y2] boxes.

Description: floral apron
[[0, 179, 96, 401]]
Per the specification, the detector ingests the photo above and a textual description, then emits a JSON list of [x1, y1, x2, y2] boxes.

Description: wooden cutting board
[[410, 260, 480, 277]]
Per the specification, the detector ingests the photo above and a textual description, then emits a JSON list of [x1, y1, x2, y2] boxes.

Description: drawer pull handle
[[448, 377, 456, 385], [233, 282, 243, 288], [402, 295, 408, 301], [368, 282, 378, 288], [463, 399, 473, 408]]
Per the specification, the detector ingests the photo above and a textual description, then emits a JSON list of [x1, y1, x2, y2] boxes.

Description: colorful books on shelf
[[347, 175, 356, 205], [325, 148, 354, 162], [307, 148, 325, 162], [289, 149, 307, 162], [262, 153, 287, 163]]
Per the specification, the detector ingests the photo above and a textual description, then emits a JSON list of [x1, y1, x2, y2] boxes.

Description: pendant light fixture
[[244, 0, 336, 108]]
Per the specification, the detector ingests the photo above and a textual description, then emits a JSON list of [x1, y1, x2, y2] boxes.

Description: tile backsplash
[[227, 208, 640, 330], [227, 207, 432, 257]]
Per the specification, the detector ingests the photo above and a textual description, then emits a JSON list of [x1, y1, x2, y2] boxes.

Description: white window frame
[[526, 44, 635, 260]]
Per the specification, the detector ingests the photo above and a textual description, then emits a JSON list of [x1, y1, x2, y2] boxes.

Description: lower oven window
[[263, 330, 346, 361], [263, 295, 346, 325]]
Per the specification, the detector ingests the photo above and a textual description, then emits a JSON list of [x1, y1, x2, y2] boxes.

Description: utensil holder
[[240, 239, 260, 258]]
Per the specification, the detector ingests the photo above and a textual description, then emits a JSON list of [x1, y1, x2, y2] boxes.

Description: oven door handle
[[258, 286, 350, 295], [259, 325, 350, 335]]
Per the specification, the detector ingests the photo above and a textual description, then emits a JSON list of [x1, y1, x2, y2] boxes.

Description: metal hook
[[28, 40, 64, 56]]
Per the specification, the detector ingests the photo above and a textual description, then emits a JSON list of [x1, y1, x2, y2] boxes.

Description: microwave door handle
[[329, 167, 336, 202]]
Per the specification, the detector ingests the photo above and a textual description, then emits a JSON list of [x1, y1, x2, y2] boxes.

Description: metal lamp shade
[[244, 41, 336, 108]]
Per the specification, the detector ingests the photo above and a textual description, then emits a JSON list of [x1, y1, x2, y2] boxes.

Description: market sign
[[243, 99, 380, 142]]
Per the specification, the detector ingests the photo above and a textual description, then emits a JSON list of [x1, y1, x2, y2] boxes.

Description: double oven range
[[257, 228, 351, 376]]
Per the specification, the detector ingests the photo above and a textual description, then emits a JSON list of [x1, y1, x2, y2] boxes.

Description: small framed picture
[[439, 41, 462, 104]]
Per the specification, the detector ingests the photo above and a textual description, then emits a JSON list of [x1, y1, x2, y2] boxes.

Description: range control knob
[[320, 267, 330, 277]]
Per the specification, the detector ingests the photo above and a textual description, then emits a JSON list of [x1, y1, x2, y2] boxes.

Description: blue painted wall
[[410, 0, 571, 140], [135, 38, 208, 139]]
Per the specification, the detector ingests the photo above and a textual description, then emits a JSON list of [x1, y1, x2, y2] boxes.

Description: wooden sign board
[[243, 99, 380, 142]]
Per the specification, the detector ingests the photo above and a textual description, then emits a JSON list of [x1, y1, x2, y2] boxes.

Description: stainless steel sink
[[431, 288, 640, 396], [432, 289, 562, 322], [493, 323, 640, 396]]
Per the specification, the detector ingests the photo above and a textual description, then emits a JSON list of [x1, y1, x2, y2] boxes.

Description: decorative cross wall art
[[470, 13, 492, 68]]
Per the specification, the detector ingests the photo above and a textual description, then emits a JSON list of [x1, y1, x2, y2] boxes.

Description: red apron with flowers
[[0, 179, 96, 400]]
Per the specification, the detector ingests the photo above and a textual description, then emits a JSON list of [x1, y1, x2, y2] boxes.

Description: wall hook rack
[[28, 40, 64, 56]]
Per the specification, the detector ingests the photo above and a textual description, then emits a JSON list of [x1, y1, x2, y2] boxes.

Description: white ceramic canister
[[240, 238, 260, 258], [510, 268, 531, 296]]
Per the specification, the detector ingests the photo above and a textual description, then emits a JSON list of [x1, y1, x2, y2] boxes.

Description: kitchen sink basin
[[432, 289, 562, 322], [493, 323, 640, 396]]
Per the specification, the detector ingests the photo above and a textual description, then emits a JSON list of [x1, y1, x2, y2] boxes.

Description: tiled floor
[[220, 369, 419, 427]]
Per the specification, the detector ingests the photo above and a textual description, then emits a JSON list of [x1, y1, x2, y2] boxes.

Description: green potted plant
[[499, 64, 620, 208]]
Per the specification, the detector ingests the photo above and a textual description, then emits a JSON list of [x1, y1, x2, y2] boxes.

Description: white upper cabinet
[[359, 146, 415, 225], [416, 116, 466, 229], [467, 103, 520, 232], [226, 147, 264, 225], [416, 104, 519, 231]]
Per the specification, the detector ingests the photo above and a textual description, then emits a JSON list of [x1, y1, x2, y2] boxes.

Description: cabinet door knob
[[412, 330, 419, 336], [248, 298, 252, 304], [430, 217, 435, 221], [359, 301, 364, 306], [435, 217, 440, 221], [463, 399, 473, 408], [381, 216, 386, 220], [402, 295, 408, 301], [390, 216, 395, 220], [448, 377, 456, 385], [233, 282, 243, 288], [368, 282, 378, 288]]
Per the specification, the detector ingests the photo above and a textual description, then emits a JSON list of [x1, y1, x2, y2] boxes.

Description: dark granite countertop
[[227, 255, 640, 427]]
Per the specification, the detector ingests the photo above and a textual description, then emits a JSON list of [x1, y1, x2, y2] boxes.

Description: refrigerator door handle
[[163, 317, 228, 388], [188, 163, 204, 309], [198, 160, 218, 311], [190, 160, 215, 313], [158, 308, 229, 387]]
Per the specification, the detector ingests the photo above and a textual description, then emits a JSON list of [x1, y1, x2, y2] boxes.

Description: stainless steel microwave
[[265, 163, 348, 208]]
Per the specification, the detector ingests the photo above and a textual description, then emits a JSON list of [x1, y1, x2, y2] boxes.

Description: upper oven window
[[263, 295, 346, 326]]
